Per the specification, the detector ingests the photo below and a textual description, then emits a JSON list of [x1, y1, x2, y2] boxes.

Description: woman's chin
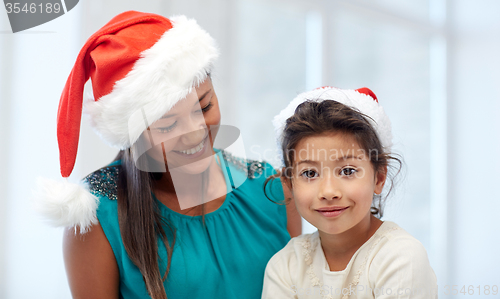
[[168, 154, 214, 175]]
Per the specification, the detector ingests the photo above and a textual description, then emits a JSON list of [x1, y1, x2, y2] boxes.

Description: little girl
[[262, 87, 437, 298]]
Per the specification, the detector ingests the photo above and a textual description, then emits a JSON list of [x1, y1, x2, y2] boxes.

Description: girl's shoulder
[[263, 233, 318, 292], [369, 221, 436, 278], [367, 221, 438, 295], [365, 221, 431, 264], [373, 221, 427, 251], [270, 222, 426, 266], [266, 232, 319, 269]]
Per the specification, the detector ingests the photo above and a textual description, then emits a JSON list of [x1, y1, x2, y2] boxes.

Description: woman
[[37, 11, 301, 299]]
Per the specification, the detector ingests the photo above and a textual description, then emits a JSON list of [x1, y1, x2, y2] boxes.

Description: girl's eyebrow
[[160, 89, 212, 119], [296, 159, 319, 166], [331, 154, 357, 161], [296, 155, 358, 165]]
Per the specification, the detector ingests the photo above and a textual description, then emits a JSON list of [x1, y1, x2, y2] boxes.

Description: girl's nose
[[318, 176, 342, 201]]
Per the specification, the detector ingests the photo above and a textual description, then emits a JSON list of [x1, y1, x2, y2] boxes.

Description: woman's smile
[[173, 135, 209, 158]]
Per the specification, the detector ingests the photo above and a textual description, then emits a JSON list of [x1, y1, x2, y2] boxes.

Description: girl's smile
[[315, 206, 349, 218]]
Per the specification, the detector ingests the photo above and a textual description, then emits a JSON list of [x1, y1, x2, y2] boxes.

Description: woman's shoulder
[[218, 149, 282, 198], [81, 162, 123, 228], [81, 162, 124, 247], [82, 161, 121, 202], [218, 149, 274, 180]]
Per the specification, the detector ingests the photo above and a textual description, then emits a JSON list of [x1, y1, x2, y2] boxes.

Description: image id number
[[443, 285, 498, 296], [5, 2, 61, 14]]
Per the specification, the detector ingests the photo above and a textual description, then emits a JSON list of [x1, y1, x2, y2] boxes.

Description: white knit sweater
[[262, 221, 437, 299]]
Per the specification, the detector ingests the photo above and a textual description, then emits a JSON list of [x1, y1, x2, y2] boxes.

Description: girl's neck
[[318, 214, 382, 271]]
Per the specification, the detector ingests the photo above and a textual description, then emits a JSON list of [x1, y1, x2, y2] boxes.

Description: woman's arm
[[63, 223, 119, 299], [282, 179, 302, 238]]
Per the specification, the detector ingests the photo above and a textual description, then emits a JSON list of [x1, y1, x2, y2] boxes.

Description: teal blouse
[[85, 150, 290, 298]]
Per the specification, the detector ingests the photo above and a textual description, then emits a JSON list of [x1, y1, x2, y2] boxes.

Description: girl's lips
[[315, 207, 349, 217]]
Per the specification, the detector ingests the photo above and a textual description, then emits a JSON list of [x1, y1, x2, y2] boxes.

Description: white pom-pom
[[33, 177, 99, 234]]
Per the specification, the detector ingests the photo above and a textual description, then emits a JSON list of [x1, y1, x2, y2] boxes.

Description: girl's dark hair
[[269, 99, 401, 218], [114, 149, 176, 299]]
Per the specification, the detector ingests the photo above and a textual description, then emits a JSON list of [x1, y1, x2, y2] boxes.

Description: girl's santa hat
[[273, 86, 392, 153], [35, 11, 219, 232]]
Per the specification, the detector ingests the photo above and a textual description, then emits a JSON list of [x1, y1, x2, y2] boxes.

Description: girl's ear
[[281, 167, 293, 192], [374, 165, 387, 195]]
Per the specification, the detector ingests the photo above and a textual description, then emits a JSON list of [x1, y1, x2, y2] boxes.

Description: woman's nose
[[180, 113, 207, 146]]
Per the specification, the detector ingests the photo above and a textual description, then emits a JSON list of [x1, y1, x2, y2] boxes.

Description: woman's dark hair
[[111, 73, 215, 298], [267, 99, 401, 218], [114, 149, 176, 299]]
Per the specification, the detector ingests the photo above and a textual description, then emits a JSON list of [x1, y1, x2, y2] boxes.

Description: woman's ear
[[374, 165, 387, 195]]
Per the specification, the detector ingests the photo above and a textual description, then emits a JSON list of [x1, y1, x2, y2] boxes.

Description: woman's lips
[[315, 206, 349, 217], [173, 136, 209, 159]]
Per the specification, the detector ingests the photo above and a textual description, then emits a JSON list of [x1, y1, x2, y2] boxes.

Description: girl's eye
[[200, 102, 213, 113], [157, 121, 178, 133], [340, 167, 357, 176], [300, 169, 318, 179]]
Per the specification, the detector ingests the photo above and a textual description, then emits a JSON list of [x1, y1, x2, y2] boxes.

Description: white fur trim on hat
[[33, 177, 98, 234], [84, 15, 219, 149], [273, 87, 393, 152]]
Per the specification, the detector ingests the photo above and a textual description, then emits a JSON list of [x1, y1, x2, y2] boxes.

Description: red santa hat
[[35, 11, 219, 232]]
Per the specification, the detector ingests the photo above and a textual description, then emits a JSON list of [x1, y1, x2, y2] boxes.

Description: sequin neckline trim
[[83, 166, 120, 200]]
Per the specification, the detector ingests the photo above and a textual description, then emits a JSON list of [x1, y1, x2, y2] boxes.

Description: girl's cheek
[[292, 185, 313, 206]]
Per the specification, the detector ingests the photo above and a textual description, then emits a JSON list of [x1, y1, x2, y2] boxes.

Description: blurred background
[[0, 0, 499, 298]]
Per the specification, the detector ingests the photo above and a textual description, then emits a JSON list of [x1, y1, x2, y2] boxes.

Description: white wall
[[448, 0, 500, 290], [0, 4, 82, 298]]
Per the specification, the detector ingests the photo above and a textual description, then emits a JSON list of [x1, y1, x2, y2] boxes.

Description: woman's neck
[[152, 154, 227, 216], [318, 214, 382, 271]]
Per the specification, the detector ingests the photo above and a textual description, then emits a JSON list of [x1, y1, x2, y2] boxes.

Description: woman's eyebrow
[[160, 89, 212, 119], [197, 89, 212, 102]]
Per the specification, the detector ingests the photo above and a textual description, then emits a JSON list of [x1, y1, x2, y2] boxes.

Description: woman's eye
[[157, 121, 177, 133], [198, 101, 213, 113], [340, 167, 357, 176], [300, 169, 318, 179]]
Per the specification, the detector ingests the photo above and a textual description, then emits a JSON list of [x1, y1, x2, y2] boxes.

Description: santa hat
[[273, 86, 392, 154], [35, 11, 219, 232]]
